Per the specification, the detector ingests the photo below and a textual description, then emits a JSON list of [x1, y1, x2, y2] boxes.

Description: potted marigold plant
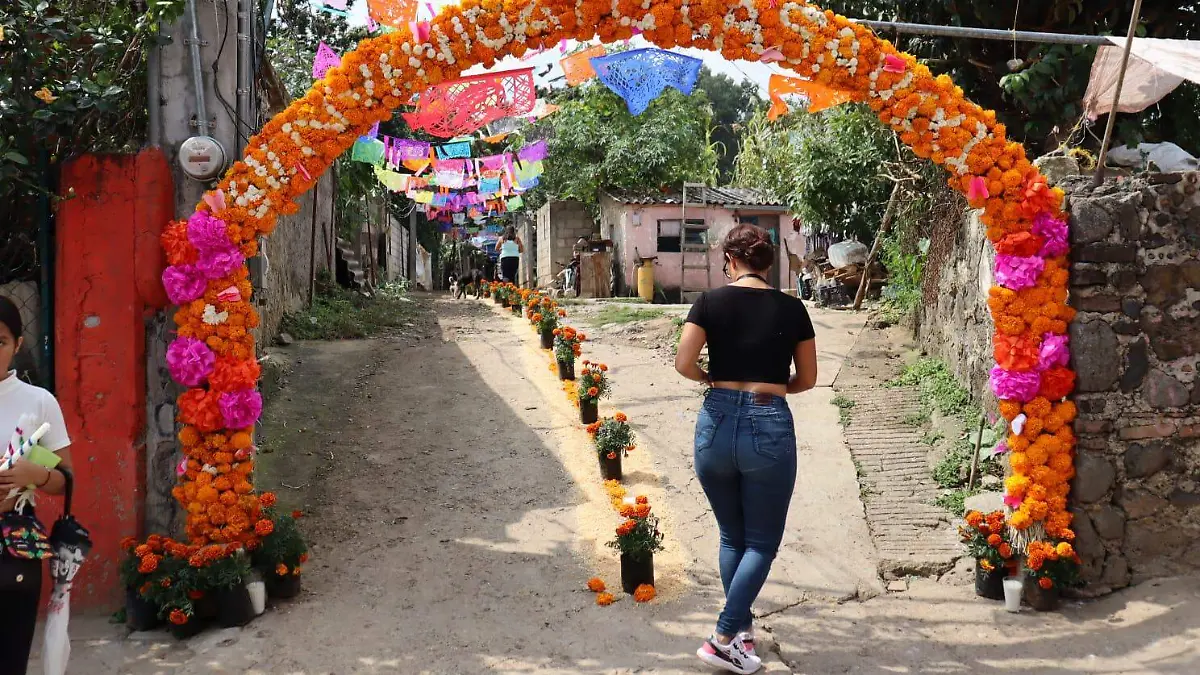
[[554, 326, 584, 380], [118, 536, 164, 631], [588, 412, 634, 480], [252, 507, 309, 599], [577, 361, 609, 424], [1023, 540, 1082, 611], [608, 497, 663, 593], [137, 550, 208, 639], [532, 300, 560, 349], [959, 510, 1015, 600], [200, 548, 257, 627]]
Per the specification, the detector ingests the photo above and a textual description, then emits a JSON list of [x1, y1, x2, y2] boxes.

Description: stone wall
[[1067, 171, 1200, 592], [536, 200, 595, 287], [917, 170, 1200, 593], [257, 173, 335, 343]]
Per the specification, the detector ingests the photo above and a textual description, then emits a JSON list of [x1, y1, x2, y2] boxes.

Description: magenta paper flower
[[1038, 333, 1070, 371], [219, 389, 263, 430], [1003, 493, 1024, 509], [1032, 212, 1069, 258], [162, 264, 208, 305], [166, 337, 216, 387], [883, 54, 907, 73], [196, 245, 245, 280], [967, 176, 989, 202], [994, 254, 1044, 291], [990, 366, 1041, 402], [992, 441, 1009, 457], [186, 209, 233, 251]]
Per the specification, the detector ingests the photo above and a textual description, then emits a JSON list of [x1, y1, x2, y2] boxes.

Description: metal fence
[[1, 203, 54, 391]]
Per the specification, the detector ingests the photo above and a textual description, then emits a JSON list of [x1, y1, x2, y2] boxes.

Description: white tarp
[[1084, 37, 1200, 119]]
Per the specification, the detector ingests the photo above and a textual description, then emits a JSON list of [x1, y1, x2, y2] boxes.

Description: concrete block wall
[[536, 200, 595, 288], [258, 173, 335, 342]]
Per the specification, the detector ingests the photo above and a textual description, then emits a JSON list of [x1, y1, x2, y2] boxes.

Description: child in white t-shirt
[[0, 295, 74, 674]]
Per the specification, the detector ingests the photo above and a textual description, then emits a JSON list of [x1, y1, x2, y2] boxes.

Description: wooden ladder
[[680, 182, 711, 303]]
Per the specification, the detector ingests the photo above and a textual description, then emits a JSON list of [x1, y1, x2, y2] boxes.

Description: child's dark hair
[[722, 224, 775, 272], [0, 296, 21, 340]]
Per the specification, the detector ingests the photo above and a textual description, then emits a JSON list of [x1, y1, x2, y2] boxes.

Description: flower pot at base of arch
[[580, 400, 599, 424], [216, 585, 257, 627], [170, 617, 207, 640], [265, 572, 302, 599], [125, 587, 161, 632], [558, 360, 575, 381], [600, 453, 622, 481], [974, 564, 1006, 601], [1023, 578, 1060, 612], [620, 553, 654, 594], [540, 329, 555, 349]]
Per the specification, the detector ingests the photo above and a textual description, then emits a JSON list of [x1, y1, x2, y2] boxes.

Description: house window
[[657, 219, 708, 253]]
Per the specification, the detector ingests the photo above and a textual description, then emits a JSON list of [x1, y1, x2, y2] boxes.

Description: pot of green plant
[[125, 587, 161, 632], [540, 328, 555, 349], [169, 615, 206, 640], [580, 400, 599, 424], [215, 585, 257, 627], [1023, 578, 1060, 612], [974, 563, 1006, 601], [600, 452, 622, 481], [557, 360, 575, 380], [620, 553, 654, 594], [265, 571, 303, 599]]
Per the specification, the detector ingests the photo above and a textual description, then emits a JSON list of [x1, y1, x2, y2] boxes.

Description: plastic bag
[[1107, 142, 1199, 173], [827, 241, 869, 269]]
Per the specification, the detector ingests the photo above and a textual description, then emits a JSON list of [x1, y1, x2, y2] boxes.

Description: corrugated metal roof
[[604, 186, 786, 208]]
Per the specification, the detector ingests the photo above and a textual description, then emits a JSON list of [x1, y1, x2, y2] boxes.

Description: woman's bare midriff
[[711, 380, 788, 397]]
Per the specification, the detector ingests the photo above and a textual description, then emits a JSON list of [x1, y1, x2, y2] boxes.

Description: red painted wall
[[52, 149, 173, 609]]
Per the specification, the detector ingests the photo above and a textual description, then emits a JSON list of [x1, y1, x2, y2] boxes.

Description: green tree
[[694, 67, 764, 182], [524, 82, 719, 213], [734, 104, 892, 242], [820, 0, 1200, 152]]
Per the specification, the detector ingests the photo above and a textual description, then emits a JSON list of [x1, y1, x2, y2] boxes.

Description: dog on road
[[451, 269, 487, 299]]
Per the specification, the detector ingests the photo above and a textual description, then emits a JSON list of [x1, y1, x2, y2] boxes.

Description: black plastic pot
[[580, 400, 599, 424], [620, 553, 654, 594], [170, 617, 206, 640], [974, 563, 1006, 601], [126, 587, 161, 632], [265, 572, 302, 599], [193, 593, 218, 620], [511, 303, 522, 316], [216, 585, 256, 627], [600, 453, 622, 481], [558, 360, 576, 381], [540, 329, 555, 349], [1024, 578, 1060, 612]]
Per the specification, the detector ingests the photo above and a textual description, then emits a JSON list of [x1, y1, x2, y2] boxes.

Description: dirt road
[[34, 295, 1200, 674]]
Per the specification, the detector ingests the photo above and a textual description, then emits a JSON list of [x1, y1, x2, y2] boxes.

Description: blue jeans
[[694, 389, 797, 636]]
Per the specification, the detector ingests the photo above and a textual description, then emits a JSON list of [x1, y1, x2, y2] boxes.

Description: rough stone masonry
[[920, 169, 1200, 595]]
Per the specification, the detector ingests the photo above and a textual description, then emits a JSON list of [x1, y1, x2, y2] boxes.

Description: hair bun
[[722, 224, 775, 272]]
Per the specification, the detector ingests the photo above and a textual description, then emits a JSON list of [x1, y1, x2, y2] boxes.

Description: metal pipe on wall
[[235, 0, 253, 153], [184, 0, 210, 133]]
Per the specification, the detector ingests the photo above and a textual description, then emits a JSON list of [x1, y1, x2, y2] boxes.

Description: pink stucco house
[[599, 187, 793, 300]]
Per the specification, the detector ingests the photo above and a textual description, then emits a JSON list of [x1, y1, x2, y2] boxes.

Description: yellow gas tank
[[636, 258, 656, 303]]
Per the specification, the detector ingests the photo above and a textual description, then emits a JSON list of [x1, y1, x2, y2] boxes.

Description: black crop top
[[685, 286, 816, 385]]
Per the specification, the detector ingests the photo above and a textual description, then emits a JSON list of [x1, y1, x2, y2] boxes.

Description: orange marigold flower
[[636, 495, 648, 505], [292, 510, 303, 519], [1038, 577, 1054, 589], [587, 577, 606, 593], [998, 543, 1013, 559], [276, 563, 289, 576], [120, 536, 137, 551], [1055, 542, 1075, 559], [600, 364, 608, 371], [188, 589, 205, 600], [965, 511, 984, 527], [260, 492, 277, 508], [137, 554, 160, 574], [169, 609, 189, 626], [160, 577, 172, 588], [614, 412, 628, 423], [607, 452, 617, 460], [587, 387, 599, 397], [255, 519, 275, 536], [596, 591, 616, 606], [616, 519, 638, 537], [986, 533, 1002, 547], [633, 584, 656, 603]]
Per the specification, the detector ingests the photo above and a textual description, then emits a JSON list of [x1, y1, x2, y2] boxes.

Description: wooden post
[[1092, 0, 1145, 188], [854, 181, 902, 310], [967, 413, 987, 490], [308, 176, 320, 306]]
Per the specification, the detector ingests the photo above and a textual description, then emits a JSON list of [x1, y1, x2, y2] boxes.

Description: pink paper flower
[[202, 189, 227, 215], [196, 245, 245, 280], [883, 54, 907, 73], [1038, 333, 1070, 371], [186, 210, 233, 251], [759, 47, 785, 63], [219, 389, 263, 430], [992, 441, 1009, 456], [990, 366, 1041, 403], [1003, 493, 1024, 509], [1032, 212, 1069, 258], [167, 337, 216, 387], [994, 254, 1044, 291], [162, 264, 208, 305], [967, 176, 989, 202], [176, 456, 189, 477], [217, 285, 242, 303]]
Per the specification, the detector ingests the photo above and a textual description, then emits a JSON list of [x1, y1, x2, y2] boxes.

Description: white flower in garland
[[202, 304, 229, 326]]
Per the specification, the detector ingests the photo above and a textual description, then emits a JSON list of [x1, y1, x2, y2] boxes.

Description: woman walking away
[[0, 296, 75, 675], [674, 224, 818, 674], [497, 225, 524, 284]]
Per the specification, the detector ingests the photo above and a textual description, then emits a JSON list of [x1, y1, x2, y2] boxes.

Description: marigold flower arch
[[162, 0, 1078, 551]]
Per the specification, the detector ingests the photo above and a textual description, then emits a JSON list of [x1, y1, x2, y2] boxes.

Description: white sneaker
[[737, 630, 756, 659], [697, 636, 761, 674]]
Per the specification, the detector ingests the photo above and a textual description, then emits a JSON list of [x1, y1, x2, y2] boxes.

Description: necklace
[[735, 273, 769, 284]]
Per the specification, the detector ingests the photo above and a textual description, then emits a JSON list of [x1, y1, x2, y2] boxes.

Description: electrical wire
[[211, 0, 256, 147]]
